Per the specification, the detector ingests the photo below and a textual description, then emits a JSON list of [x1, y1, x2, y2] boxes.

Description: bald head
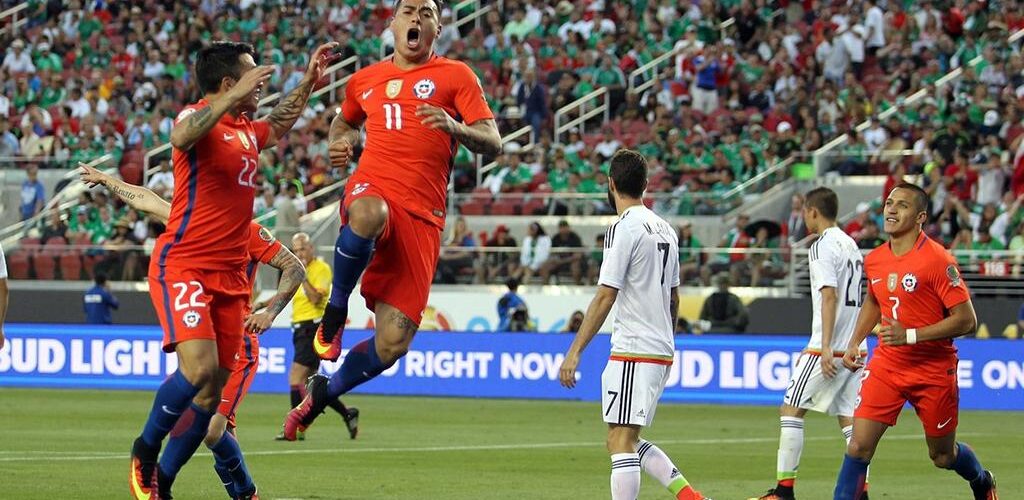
[[291, 232, 314, 265]]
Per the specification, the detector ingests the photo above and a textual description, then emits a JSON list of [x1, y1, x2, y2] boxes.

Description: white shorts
[[783, 352, 863, 417], [601, 359, 670, 427]]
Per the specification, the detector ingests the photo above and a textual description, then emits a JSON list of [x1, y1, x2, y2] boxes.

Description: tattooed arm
[[169, 65, 274, 151], [244, 246, 306, 333], [79, 164, 171, 223], [261, 42, 339, 143], [415, 105, 502, 155]]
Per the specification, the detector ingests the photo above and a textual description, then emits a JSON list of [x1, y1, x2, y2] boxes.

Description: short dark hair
[[892, 182, 929, 212], [609, 149, 648, 199], [505, 277, 520, 291], [94, 271, 108, 286], [195, 41, 257, 95], [805, 187, 839, 220]]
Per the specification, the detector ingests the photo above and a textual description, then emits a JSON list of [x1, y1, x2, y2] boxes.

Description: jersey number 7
[[657, 242, 670, 285]]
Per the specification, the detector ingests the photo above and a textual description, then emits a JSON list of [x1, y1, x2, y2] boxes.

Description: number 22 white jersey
[[599, 205, 679, 361], [807, 227, 867, 352]]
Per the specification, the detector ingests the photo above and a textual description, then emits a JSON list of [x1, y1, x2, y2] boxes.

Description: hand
[[416, 105, 460, 135], [559, 351, 580, 389], [878, 316, 908, 346], [329, 138, 354, 169], [78, 162, 110, 188], [227, 65, 276, 104], [304, 42, 341, 86], [820, 347, 838, 379], [243, 311, 275, 335], [842, 344, 864, 372]]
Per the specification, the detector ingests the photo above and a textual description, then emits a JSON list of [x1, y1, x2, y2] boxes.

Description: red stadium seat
[[60, 251, 83, 280], [522, 198, 548, 216], [6, 251, 30, 279], [33, 253, 57, 279], [458, 200, 486, 215], [490, 199, 520, 216]]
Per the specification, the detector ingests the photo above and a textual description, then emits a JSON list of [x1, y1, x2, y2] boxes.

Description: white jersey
[[599, 205, 679, 360], [807, 227, 866, 352], [0, 243, 7, 279]]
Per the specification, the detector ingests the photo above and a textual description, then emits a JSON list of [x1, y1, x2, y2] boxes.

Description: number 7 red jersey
[[341, 55, 494, 229], [154, 100, 272, 272], [864, 232, 971, 365]]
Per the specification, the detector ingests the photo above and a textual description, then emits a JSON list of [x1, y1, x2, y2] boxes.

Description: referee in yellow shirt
[[275, 233, 359, 440]]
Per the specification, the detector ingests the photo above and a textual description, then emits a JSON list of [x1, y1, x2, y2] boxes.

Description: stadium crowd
[[2, 0, 1024, 285]]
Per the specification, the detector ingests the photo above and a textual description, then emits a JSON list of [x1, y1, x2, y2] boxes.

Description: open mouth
[[885, 217, 898, 223], [407, 27, 421, 49]]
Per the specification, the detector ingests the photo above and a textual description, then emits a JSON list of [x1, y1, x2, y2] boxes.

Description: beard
[[607, 187, 616, 211]]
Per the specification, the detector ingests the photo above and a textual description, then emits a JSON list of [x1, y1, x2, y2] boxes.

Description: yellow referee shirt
[[292, 257, 332, 323]]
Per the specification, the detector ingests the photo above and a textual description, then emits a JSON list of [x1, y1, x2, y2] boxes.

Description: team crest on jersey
[[947, 264, 961, 287], [413, 78, 436, 99], [386, 79, 403, 98], [887, 273, 898, 292], [182, 310, 201, 328], [901, 273, 918, 293], [258, 227, 274, 242], [237, 130, 251, 150]]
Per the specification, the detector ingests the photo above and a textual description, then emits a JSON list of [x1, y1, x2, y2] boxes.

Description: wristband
[[906, 328, 917, 345]]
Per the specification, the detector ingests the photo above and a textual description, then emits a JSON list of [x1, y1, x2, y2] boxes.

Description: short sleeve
[[669, 243, 681, 288], [341, 73, 367, 125], [598, 222, 633, 290], [173, 103, 205, 125], [0, 243, 7, 279], [808, 240, 839, 291], [249, 224, 282, 265], [252, 120, 272, 151], [452, 62, 494, 125], [932, 251, 970, 310], [311, 261, 333, 293]]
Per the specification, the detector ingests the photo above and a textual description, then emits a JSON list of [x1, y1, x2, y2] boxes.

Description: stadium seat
[[6, 250, 31, 279], [459, 200, 486, 215], [33, 253, 57, 279], [490, 199, 520, 216], [60, 251, 84, 280]]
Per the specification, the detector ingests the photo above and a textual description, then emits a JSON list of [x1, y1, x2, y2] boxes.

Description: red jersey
[[154, 100, 271, 271], [864, 232, 971, 365], [245, 222, 282, 292], [341, 55, 494, 229]]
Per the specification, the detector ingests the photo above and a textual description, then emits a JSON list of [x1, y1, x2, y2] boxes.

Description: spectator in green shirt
[[503, 9, 535, 41], [678, 221, 703, 285], [548, 159, 572, 192], [34, 42, 62, 72]]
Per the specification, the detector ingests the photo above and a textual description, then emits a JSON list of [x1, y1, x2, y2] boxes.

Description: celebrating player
[[80, 165, 305, 498], [833, 183, 998, 500], [281, 0, 501, 439], [559, 150, 709, 500], [751, 187, 868, 500], [128, 39, 337, 500]]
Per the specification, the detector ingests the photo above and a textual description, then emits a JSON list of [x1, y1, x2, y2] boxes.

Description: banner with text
[[1, 325, 1022, 410]]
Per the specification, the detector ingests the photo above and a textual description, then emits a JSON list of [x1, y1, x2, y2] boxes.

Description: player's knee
[[930, 449, 956, 469], [347, 197, 388, 238], [376, 341, 409, 365], [846, 439, 875, 461], [204, 426, 225, 448], [180, 364, 218, 388]]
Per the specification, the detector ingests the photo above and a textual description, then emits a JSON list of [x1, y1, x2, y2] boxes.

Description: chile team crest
[[413, 78, 436, 99]]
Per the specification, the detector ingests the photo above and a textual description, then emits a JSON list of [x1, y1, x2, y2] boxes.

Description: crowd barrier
[[1, 324, 1022, 411]]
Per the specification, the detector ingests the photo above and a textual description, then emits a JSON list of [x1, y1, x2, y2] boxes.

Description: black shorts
[[292, 321, 320, 369]]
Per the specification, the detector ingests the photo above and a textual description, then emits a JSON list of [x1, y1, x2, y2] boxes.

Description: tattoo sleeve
[[454, 119, 502, 155], [389, 309, 419, 334], [266, 77, 315, 141], [329, 111, 361, 144], [264, 248, 306, 317]]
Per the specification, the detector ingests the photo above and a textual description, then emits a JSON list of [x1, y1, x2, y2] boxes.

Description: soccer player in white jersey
[[751, 187, 868, 500], [560, 149, 709, 500]]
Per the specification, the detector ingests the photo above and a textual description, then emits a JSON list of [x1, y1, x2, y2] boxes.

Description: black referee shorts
[[291, 320, 321, 369]]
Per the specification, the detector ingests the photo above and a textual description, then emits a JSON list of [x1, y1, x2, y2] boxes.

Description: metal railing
[[553, 87, 610, 145], [143, 55, 361, 183], [475, 125, 535, 186], [0, 2, 29, 37]]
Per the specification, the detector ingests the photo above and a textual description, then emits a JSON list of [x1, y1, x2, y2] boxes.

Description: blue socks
[[949, 442, 984, 482], [327, 336, 389, 397], [158, 403, 215, 479], [833, 454, 869, 500], [209, 432, 254, 496], [141, 370, 200, 448], [328, 225, 375, 308]]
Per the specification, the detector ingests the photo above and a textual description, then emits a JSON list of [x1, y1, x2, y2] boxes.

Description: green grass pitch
[[1, 388, 1020, 499]]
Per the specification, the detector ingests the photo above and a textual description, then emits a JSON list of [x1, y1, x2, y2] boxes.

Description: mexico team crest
[[237, 130, 251, 150], [887, 273, 898, 292], [901, 273, 918, 293], [413, 78, 436, 99], [386, 79, 403, 98]]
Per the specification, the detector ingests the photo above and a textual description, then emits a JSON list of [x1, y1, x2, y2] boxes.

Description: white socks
[[777, 416, 805, 482], [610, 452, 641, 500]]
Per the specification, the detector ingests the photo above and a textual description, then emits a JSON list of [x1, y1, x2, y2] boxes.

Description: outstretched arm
[[244, 246, 306, 333], [79, 164, 171, 223]]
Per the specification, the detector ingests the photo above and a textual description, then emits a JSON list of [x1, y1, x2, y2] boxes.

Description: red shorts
[[342, 183, 441, 325], [854, 354, 960, 437], [218, 332, 259, 428], [148, 266, 250, 369]]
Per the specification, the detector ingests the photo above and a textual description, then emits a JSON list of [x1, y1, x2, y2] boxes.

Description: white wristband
[[906, 328, 918, 345]]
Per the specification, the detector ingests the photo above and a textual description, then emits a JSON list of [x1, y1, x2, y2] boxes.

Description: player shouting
[[281, 0, 500, 439], [833, 183, 997, 500], [751, 187, 868, 500], [129, 40, 337, 500], [559, 150, 709, 500]]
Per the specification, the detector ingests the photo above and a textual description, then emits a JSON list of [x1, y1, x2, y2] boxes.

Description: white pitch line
[[0, 432, 993, 463]]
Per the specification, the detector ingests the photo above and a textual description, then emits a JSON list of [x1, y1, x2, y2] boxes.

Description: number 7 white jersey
[[807, 227, 867, 352], [599, 205, 679, 361]]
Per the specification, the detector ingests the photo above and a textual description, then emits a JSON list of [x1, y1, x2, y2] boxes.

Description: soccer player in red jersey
[[833, 183, 998, 500], [280, 0, 501, 438], [80, 166, 306, 499], [128, 40, 336, 500]]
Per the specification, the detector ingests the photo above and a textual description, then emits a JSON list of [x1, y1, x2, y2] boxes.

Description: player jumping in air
[[559, 150, 709, 500], [833, 183, 998, 500], [281, 0, 501, 439], [80, 165, 314, 498], [751, 187, 868, 500], [128, 40, 337, 500]]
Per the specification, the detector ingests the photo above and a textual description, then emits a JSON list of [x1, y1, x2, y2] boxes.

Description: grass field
[[0, 388, 1020, 499]]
